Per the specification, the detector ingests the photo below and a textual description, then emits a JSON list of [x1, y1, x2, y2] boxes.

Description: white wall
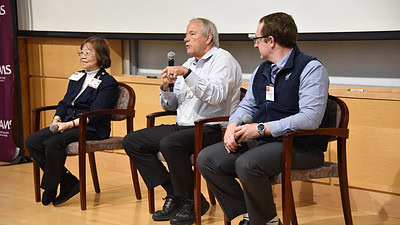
[[17, 0, 400, 33]]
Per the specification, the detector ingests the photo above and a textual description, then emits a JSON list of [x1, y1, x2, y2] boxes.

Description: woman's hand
[[57, 121, 74, 133]]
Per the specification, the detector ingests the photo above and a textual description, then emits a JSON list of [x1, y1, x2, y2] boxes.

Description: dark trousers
[[122, 124, 222, 197], [197, 139, 324, 225], [25, 127, 98, 191]]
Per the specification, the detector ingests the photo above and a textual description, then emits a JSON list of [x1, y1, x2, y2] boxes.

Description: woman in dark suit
[[25, 37, 119, 206]]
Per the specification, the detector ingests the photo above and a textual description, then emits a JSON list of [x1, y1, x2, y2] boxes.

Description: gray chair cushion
[[66, 137, 124, 155], [271, 162, 339, 184]]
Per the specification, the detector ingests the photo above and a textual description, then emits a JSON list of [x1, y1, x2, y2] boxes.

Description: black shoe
[[170, 194, 210, 225], [238, 219, 249, 225], [42, 190, 57, 205], [52, 171, 80, 206], [152, 194, 186, 221]]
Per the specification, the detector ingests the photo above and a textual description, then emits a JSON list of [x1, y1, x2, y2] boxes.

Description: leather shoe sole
[[153, 206, 182, 221], [52, 182, 80, 206], [239, 219, 282, 225]]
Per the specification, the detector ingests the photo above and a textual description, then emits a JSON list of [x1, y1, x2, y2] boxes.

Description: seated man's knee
[[159, 136, 181, 156], [197, 147, 218, 173], [122, 132, 136, 151], [235, 157, 256, 181], [122, 131, 148, 155], [197, 149, 209, 173]]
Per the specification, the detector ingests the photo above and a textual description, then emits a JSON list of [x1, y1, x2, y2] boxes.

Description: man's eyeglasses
[[248, 33, 268, 44], [77, 51, 95, 57]]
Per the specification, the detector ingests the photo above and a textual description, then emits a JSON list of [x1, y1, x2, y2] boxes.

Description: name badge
[[69, 72, 85, 81], [88, 78, 102, 89], [266, 85, 274, 101]]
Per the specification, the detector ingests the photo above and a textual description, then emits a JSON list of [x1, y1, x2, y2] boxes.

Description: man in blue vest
[[197, 12, 329, 225]]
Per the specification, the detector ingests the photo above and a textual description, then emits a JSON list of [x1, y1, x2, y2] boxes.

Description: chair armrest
[[146, 111, 177, 119], [31, 105, 58, 133], [146, 111, 177, 128], [193, 116, 230, 159], [194, 116, 230, 126], [280, 127, 349, 191], [282, 128, 349, 139], [32, 105, 58, 113]]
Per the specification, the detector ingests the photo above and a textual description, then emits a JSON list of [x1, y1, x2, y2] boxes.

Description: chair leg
[[33, 159, 41, 202], [290, 185, 298, 225], [206, 183, 216, 206], [339, 180, 353, 225], [194, 168, 202, 225], [338, 140, 353, 225], [148, 188, 155, 214], [129, 159, 142, 200], [88, 152, 100, 193], [224, 216, 231, 225], [78, 152, 87, 210], [282, 182, 292, 225]]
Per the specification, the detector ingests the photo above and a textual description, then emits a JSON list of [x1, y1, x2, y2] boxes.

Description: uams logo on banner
[[0, 65, 12, 75], [0, 120, 12, 130], [0, 5, 6, 16]]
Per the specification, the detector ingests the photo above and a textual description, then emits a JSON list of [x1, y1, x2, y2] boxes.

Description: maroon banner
[[0, 0, 17, 161]]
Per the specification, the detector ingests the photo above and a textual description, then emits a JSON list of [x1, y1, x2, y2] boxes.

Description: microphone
[[167, 51, 175, 92], [49, 124, 59, 134], [242, 114, 252, 125]]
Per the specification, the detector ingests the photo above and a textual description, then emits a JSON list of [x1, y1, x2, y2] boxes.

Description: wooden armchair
[[31, 82, 142, 210], [194, 95, 352, 225]]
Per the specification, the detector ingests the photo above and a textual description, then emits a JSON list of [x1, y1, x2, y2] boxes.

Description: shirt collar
[[195, 47, 218, 63], [271, 48, 293, 71]]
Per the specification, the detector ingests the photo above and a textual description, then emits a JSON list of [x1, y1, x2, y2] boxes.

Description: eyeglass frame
[[77, 51, 95, 57], [251, 35, 269, 44]]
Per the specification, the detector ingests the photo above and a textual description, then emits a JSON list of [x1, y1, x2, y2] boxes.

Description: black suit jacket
[[55, 68, 119, 139]]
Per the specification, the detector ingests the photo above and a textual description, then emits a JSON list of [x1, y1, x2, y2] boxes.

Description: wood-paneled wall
[[19, 37, 400, 218]]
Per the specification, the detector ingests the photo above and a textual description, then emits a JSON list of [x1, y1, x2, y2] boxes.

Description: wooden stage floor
[[1, 151, 399, 225]]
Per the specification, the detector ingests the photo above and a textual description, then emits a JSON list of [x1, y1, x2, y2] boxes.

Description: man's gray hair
[[191, 18, 219, 48]]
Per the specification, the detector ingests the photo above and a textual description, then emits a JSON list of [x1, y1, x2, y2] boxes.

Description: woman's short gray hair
[[191, 18, 219, 48]]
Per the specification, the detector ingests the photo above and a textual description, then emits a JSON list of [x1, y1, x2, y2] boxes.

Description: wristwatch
[[183, 68, 192, 79], [257, 123, 266, 137]]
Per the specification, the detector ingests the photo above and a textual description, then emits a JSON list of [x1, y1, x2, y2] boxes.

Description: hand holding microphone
[[49, 120, 76, 134], [49, 124, 59, 134], [234, 114, 253, 144], [224, 114, 252, 153], [167, 52, 175, 92]]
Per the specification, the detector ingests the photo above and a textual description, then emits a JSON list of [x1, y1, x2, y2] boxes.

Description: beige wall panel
[[28, 77, 44, 112], [29, 77, 45, 128], [27, 38, 43, 76], [27, 37, 122, 78], [332, 98, 400, 194], [40, 38, 83, 77], [41, 78, 69, 126], [108, 39, 123, 75]]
